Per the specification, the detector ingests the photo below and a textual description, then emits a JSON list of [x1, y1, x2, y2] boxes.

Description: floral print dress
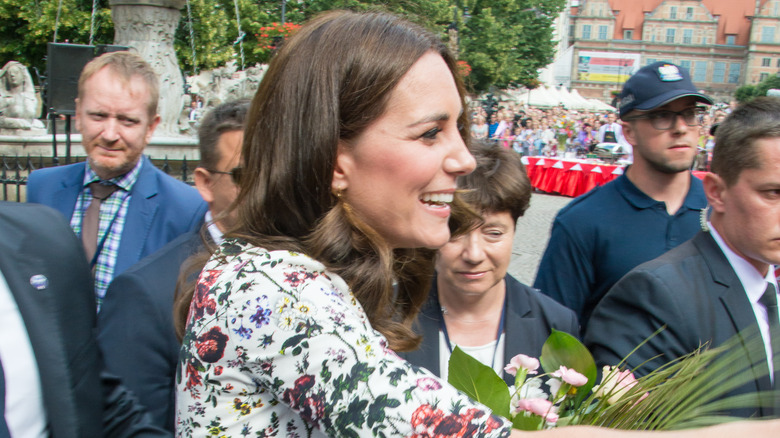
[[177, 239, 511, 437]]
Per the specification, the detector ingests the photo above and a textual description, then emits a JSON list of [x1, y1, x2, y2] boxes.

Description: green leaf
[[511, 412, 544, 431], [540, 329, 598, 405], [447, 346, 510, 418]]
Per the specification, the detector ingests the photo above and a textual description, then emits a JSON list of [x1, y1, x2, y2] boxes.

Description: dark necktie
[[0, 356, 11, 438], [81, 182, 118, 262], [759, 282, 780, 387]]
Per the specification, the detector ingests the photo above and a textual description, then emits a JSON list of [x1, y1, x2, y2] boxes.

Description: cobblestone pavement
[[507, 191, 573, 285]]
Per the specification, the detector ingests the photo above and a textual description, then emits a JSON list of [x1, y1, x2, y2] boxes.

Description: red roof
[[603, 0, 756, 45]]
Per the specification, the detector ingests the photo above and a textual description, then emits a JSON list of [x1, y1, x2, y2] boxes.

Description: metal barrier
[[0, 155, 194, 202]]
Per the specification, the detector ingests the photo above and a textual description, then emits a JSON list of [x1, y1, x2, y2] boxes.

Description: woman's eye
[[421, 127, 441, 140]]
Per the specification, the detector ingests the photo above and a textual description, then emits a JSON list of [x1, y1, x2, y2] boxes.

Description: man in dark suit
[[585, 97, 780, 418], [97, 100, 249, 431], [401, 142, 578, 384], [0, 202, 169, 437], [26, 51, 206, 308]]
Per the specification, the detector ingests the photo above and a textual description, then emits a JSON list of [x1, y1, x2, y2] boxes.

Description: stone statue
[[110, 0, 187, 136], [0, 61, 45, 134]]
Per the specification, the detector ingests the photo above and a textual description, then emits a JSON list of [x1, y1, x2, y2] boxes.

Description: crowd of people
[[470, 98, 732, 170], [1, 9, 779, 438]]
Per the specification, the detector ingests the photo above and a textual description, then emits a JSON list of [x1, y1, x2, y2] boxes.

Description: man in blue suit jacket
[[26, 51, 206, 307], [97, 100, 249, 431], [0, 201, 169, 437]]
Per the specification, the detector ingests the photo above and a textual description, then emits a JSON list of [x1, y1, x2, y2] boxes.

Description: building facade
[[567, 0, 780, 103]]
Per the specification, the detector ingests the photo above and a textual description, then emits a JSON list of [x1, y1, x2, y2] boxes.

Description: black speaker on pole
[[46, 43, 94, 116]]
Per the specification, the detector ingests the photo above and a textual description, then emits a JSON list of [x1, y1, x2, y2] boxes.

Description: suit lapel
[[116, 156, 159, 274], [696, 233, 774, 412], [51, 165, 86, 221], [0, 224, 79, 437], [503, 276, 534, 387]]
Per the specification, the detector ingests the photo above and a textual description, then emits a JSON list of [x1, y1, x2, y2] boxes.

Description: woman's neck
[[437, 279, 506, 346]]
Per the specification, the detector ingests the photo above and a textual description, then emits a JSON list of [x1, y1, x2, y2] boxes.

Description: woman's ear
[[331, 141, 353, 193]]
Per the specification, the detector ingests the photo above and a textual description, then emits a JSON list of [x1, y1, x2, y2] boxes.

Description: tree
[[0, 0, 113, 74], [457, 0, 566, 93], [734, 84, 756, 103], [1, 0, 562, 95]]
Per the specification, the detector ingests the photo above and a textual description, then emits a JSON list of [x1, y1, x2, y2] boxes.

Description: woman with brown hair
[[174, 10, 779, 438]]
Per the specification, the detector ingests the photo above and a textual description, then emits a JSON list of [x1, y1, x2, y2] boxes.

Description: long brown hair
[[174, 10, 475, 352]]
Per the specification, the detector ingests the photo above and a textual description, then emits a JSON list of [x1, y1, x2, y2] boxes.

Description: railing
[[0, 155, 195, 202]]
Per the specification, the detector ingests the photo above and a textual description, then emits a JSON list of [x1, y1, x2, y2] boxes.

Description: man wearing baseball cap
[[534, 61, 713, 332]]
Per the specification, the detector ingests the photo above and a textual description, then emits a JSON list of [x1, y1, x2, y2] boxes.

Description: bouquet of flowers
[[448, 329, 771, 431]]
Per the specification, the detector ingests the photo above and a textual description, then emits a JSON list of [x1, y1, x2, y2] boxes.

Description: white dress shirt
[[710, 224, 780, 382], [0, 269, 47, 437]]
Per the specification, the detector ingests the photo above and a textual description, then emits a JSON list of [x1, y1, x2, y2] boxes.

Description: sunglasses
[[201, 166, 242, 185]]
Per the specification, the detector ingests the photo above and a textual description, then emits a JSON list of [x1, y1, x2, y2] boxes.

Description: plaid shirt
[[70, 159, 143, 309]]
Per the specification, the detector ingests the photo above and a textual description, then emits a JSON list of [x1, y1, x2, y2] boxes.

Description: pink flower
[[504, 354, 540, 376], [593, 366, 647, 405], [551, 366, 588, 387], [513, 398, 559, 423]]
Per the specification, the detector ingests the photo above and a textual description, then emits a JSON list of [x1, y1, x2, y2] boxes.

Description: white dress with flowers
[[176, 239, 512, 437]]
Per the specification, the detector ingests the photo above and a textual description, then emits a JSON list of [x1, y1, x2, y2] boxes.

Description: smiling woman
[[173, 10, 780, 438]]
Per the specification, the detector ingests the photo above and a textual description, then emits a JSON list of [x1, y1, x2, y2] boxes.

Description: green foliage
[[459, 0, 566, 93], [734, 84, 756, 103], [754, 74, 780, 99], [447, 346, 511, 418], [2, 0, 562, 94], [447, 329, 772, 431], [0, 0, 113, 73], [539, 330, 597, 406]]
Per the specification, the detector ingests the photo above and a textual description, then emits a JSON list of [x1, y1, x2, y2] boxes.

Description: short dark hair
[[713, 97, 780, 186], [458, 141, 531, 224], [198, 99, 250, 170]]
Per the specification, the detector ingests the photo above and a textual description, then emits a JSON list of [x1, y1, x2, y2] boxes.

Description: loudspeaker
[[47, 43, 95, 115]]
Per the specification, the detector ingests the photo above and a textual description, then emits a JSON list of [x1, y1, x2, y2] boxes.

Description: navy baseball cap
[[618, 61, 713, 118]]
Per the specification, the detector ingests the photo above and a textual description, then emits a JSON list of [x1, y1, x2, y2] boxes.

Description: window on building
[[728, 63, 741, 84], [623, 29, 634, 40], [726, 35, 736, 45], [762, 26, 776, 43], [712, 62, 726, 83], [761, 72, 769, 81], [569, 24, 575, 38], [598, 25, 608, 40], [683, 29, 693, 44], [666, 28, 676, 43], [693, 61, 707, 82], [777, 58, 780, 67], [582, 24, 591, 39], [680, 60, 692, 73], [646, 58, 657, 66], [670, 6, 677, 19], [763, 57, 772, 67], [686, 7, 693, 19]]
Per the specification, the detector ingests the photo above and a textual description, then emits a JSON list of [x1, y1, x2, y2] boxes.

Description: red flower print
[[284, 271, 303, 287], [281, 375, 326, 427], [196, 327, 229, 363], [189, 270, 220, 321], [185, 361, 202, 390], [214, 366, 224, 376]]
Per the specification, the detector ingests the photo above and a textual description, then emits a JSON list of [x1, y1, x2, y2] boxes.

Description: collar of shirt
[[205, 210, 224, 245], [82, 157, 144, 192], [708, 223, 777, 304], [615, 172, 708, 212]]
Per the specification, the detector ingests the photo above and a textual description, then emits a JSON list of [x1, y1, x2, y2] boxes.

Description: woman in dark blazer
[[400, 142, 579, 386]]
